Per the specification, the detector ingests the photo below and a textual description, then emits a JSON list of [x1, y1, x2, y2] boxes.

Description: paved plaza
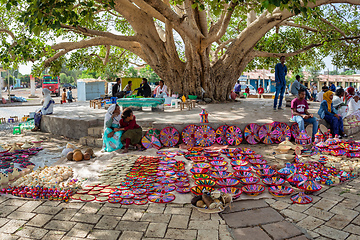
[[1, 96, 360, 239]]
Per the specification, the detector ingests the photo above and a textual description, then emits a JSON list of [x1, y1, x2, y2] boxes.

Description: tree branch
[[318, 17, 351, 42], [253, 35, 360, 58], [128, 61, 147, 67], [60, 24, 138, 42], [204, 1, 238, 48], [0, 28, 15, 39], [279, 20, 320, 32], [131, 0, 166, 22], [46, 37, 143, 67]]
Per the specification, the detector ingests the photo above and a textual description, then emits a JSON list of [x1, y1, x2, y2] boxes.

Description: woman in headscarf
[[103, 104, 123, 152], [346, 86, 355, 102], [119, 108, 142, 153], [318, 91, 347, 138], [31, 88, 55, 131]]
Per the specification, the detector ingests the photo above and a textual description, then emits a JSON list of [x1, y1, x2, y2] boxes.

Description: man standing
[[136, 78, 151, 97], [291, 89, 318, 139], [258, 84, 264, 98], [234, 80, 241, 97], [67, 87, 74, 103], [112, 78, 123, 98], [273, 56, 287, 110]]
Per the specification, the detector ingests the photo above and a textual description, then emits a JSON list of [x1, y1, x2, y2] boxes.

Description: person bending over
[[119, 108, 143, 153]]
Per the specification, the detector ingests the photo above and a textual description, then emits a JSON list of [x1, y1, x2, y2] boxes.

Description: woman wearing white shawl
[[103, 104, 123, 152], [32, 88, 55, 131], [347, 92, 360, 117]]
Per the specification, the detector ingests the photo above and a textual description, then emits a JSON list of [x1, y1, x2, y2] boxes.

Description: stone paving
[[0, 197, 233, 240]]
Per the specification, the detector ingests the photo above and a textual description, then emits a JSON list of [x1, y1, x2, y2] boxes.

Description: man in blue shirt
[[274, 56, 287, 110], [234, 80, 241, 96], [330, 83, 336, 92]]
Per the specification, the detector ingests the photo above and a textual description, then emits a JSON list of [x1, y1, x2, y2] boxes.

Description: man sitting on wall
[[136, 78, 152, 97], [112, 78, 125, 98], [155, 80, 168, 98]]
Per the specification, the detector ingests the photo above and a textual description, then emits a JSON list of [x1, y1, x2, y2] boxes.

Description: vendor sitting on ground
[[136, 78, 152, 97], [318, 91, 348, 139], [348, 92, 360, 116], [103, 104, 123, 152], [291, 89, 318, 138], [155, 80, 168, 98], [333, 88, 348, 117], [119, 108, 142, 153], [31, 88, 55, 132]]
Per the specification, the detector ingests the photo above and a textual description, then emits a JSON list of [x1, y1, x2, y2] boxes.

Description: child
[[258, 84, 264, 99], [61, 88, 66, 104], [67, 87, 73, 103], [119, 108, 142, 153]]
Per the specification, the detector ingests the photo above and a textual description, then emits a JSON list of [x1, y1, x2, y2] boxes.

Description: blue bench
[[116, 98, 165, 111]]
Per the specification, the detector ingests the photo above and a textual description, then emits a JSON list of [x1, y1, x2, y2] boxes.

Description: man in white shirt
[[317, 86, 328, 102], [155, 80, 168, 98]]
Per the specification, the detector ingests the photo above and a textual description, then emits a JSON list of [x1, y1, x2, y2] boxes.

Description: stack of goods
[[191, 189, 232, 212], [0, 144, 42, 185], [96, 155, 138, 186], [1, 166, 80, 201], [73, 153, 189, 204]]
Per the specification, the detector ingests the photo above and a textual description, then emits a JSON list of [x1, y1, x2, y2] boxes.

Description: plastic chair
[[110, 97, 117, 104], [13, 126, 21, 135], [171, 99, 181, 108]]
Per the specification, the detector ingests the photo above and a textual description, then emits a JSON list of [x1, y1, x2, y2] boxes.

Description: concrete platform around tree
[[40, 99, 323, 139]]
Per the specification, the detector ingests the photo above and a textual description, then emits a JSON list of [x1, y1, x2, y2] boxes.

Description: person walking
[[273, 56, 287, 110]]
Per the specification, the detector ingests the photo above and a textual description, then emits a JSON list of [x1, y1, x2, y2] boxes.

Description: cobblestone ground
[[265, 177, 360, 240], [0, 198, 233, 240]]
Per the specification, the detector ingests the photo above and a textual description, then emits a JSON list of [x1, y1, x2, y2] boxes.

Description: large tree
[[1, 0, 360, 100]]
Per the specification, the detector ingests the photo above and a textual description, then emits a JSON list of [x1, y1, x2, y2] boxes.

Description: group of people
[[274, 56, 349, 139], [112, 78, 168, 99], [61, 87, 74, 104], [103, 105, 143, 153]]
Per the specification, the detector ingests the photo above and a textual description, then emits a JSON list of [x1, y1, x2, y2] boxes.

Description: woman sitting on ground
[[31, 88, 55, 131], [103, 104, 123, 152], [318, 91, 348, 139], [332, 88, 349, 117], [119, 108, 142, 153]]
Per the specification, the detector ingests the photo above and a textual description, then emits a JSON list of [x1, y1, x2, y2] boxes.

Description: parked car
[[62, 83, 76, 89]]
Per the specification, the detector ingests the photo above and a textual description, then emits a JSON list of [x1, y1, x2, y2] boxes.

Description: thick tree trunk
[[149, 48, 254, 101]]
